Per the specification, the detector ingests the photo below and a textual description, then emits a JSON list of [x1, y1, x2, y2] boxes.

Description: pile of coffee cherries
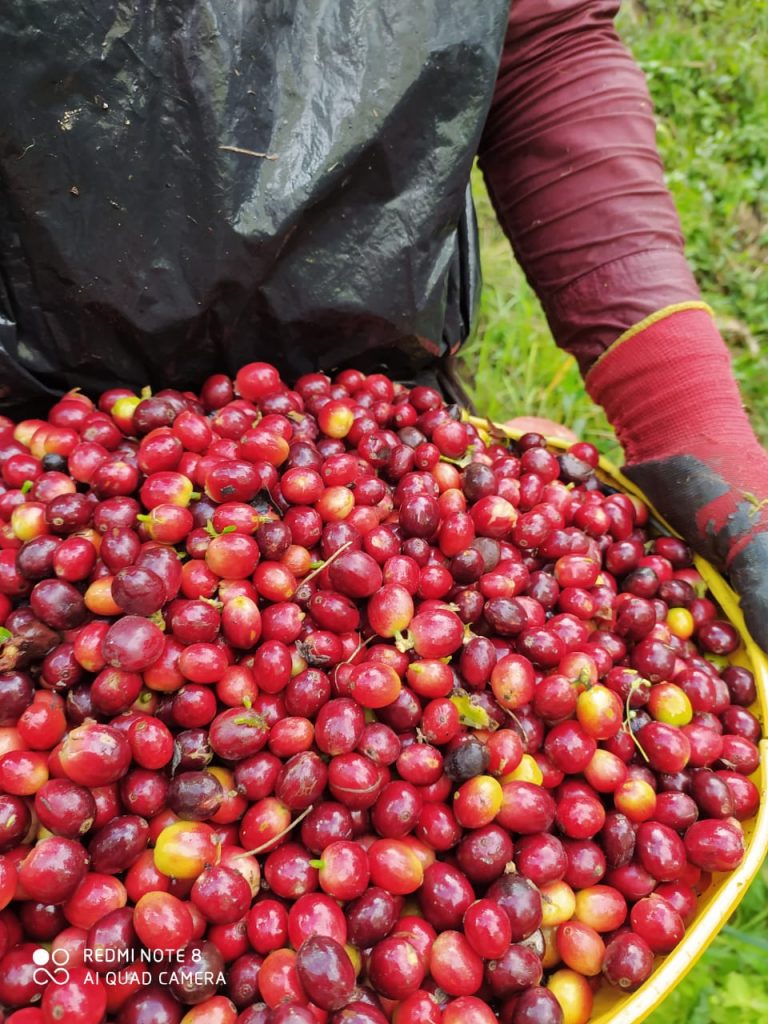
[[0, 362, 761, 1024]]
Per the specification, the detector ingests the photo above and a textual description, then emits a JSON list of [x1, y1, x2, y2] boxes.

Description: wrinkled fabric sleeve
[[477, 0, 701, 372]]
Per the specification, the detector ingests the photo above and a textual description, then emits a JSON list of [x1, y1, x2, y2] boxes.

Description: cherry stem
[[236, 803, 315, 857], [502, 706, 525, 733], [342, 633, 375, 665], [624, 679, 650, 764], [295, 540, 353, 593]]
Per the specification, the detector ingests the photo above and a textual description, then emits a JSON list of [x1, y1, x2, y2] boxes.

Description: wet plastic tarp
[[0, 1, 508, 408]]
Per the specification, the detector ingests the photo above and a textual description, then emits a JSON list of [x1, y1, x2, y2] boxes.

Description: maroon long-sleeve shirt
[[478, 0, 701, 372]]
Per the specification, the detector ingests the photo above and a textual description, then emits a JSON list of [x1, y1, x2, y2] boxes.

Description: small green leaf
[[0, 627, 12, 643], [450, 692, 492, 730], [20, 479, 33, 494], [149, 611, 167, 632], [439, 452, 473, 468]]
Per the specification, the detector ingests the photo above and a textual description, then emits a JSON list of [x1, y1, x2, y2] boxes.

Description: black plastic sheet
[[0, 1, 508, 408]]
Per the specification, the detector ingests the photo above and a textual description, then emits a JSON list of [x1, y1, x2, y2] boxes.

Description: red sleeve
[[477, 0, 700, 372]]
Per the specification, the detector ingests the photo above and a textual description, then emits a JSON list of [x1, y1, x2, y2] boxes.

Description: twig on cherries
[[295, 540, 353, 593], [624, 677, 650, 764], [236, 804, 315, 858]]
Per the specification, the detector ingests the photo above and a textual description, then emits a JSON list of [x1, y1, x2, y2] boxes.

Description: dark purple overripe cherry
[[296, 935, 357, 1011]]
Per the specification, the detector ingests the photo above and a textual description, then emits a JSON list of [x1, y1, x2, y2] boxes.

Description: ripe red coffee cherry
[[602, 932, 655, 991], [18, 837, 89, 905], [58, 723, 131, 786], [684, 819, 745, 872], [630, 895, 685, 954], [463, 899, 512, 959], [368, 935, 427, 1001]]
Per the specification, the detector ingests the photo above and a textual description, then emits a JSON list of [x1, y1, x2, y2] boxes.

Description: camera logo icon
[[32, 947, 71, 985]]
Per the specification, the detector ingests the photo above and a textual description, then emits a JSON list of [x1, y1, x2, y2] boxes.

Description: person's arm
[[478, 0, 768, 651]]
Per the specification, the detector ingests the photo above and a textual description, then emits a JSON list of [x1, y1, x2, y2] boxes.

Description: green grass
[[461, 1, 768, 1019]]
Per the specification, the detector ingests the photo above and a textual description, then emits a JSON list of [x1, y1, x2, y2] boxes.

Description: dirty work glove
[[586, 304, 768, 652]]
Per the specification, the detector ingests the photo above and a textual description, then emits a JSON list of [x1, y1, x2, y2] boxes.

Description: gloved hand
[[586, 305, 768, 653]]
